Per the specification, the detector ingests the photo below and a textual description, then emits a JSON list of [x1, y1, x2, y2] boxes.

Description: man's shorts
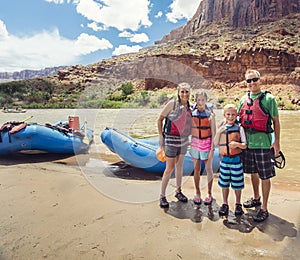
[[241, 148, 276, 180], [218, 155, 244, 190], [189, 147, 209, 161]]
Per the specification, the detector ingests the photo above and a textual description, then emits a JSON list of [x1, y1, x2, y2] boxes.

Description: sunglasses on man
[[246, 77, 259, 83]]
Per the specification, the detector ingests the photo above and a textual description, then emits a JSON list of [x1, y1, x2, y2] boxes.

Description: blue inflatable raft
[[0, 120, 94, 155], [100, 127, 220, 174]]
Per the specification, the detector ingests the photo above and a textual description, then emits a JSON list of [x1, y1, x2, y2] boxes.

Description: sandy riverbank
[[0, 152, 299, 260]]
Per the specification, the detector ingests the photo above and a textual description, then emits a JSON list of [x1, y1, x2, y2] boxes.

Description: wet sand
[[0, 149, 299, 260]]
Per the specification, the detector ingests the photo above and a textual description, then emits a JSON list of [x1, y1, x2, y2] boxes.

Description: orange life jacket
[[219, 123, 241, 157], [191, 109, 212, 139]]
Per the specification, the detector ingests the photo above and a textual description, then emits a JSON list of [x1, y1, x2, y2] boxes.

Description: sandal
[[159, 196, 169, 208], [253, 209, 269, 222], [219, 204, 229, 216], [243, 197, 261, 208], [193, 195, 202, 205], [234, 203, 244, 216], [175, 191, 188, 203], [204, 196, 213, 205]]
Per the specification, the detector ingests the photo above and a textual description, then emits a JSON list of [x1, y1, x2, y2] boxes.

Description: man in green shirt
[[238, 69, 281, 222]]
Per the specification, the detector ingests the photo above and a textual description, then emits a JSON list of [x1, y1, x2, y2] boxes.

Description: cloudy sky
[[0, 0, 201, 73]]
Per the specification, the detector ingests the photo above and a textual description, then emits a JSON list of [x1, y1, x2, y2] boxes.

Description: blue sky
[[0, 0, 201, 73]]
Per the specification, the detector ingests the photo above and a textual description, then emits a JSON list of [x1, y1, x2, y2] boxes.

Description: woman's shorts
[[163, 135, 189, 158], [164, 145, 188, 158], [189, 148, 209, 160]]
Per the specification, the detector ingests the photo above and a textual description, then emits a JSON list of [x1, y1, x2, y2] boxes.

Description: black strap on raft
[[45, 123, 71, 136], [45, 122, 85, 138]]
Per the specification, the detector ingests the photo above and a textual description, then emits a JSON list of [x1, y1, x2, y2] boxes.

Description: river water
[[1, 108, 299, 190]]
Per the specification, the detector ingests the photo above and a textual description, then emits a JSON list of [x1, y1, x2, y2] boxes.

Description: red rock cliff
[[158, 0, 300, 43]]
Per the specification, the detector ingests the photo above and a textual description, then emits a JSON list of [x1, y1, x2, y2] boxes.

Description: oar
[[21, 115, 33, 122]]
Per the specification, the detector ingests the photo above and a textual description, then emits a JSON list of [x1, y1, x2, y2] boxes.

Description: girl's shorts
[[189, 148, 209, 160]]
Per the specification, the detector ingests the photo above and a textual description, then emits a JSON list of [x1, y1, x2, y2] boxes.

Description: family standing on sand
[[157, 69, 281, 222]]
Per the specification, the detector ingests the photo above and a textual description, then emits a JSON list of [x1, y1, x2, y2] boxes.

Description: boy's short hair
[[223, 104, 237, 113]]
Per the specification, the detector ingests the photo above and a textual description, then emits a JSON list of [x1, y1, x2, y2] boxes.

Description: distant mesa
[[0, 66, 67, 82]]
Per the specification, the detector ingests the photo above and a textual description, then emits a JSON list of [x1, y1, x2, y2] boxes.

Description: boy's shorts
[[218, 155, 244, 190], [189, 148, 209, 161], [241, 148, 275, 180]]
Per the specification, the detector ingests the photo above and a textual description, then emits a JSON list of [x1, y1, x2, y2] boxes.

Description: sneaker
[[219, 204, 229, 216], [193, 195, 202, 205], [160, 196, 169, 208], [175, 191, 188, 203], [243, 197, 261, 208], [204, 196, 213, 205], [234, 203, 244, 216], [253, 209, 269, 222]]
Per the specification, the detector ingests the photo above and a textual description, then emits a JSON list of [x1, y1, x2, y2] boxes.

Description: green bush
[[157, 92, 168, 105], [135, 90, 150, 106], [284, 103, 296, 110], [121, 82, 134, 97], [107, 91, 123, 101], [149, 100, 159, 108], [101, 100, 124, 108], [79, 99, 102, 108]]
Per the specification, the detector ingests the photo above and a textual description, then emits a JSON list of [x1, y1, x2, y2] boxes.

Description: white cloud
[[74, 33, 113, 54], [166, 0, 202, 23], [112, 45, 142, 56], [76, 0, 152, 31], [119, 31, 133, 38], [129, 33, 149, 43], [118, 31, 149, 43], [0, 20, 9, 38], [87, 21, 105, 31], [155, 11, 163, 19], [0, 25, 113, 72]]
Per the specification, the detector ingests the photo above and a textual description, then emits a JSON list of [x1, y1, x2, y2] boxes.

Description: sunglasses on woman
[[246, 77, 259, 83]]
